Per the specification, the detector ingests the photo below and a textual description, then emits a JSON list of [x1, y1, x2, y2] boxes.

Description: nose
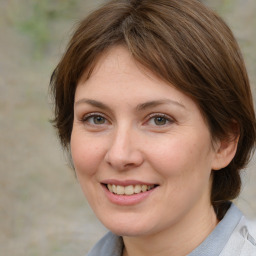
[[104, 126, 144, 171]]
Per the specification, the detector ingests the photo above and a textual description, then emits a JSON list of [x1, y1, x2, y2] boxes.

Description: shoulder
[[86, 232, 123, 256], [220, 214, 256, 256]]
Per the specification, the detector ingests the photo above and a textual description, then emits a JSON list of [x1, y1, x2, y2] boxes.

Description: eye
[[91, 116, 106, 125], [146, 114, 174, 126], [82, 113, 108, 125], [153, 116, 168, 126]]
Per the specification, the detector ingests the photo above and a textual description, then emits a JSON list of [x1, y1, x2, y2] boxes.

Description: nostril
[[104, 133, 144, 170]]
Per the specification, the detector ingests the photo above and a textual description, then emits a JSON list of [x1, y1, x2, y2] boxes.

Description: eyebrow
[[74, 98, 185, 111], [75, 98, 111, 111], [136, 99, 185, 111]]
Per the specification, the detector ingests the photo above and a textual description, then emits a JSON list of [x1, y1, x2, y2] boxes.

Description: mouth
[[104, 184, 158, 196]]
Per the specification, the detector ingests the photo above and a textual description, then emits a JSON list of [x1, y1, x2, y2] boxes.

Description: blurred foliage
[[2, 0, 78, 58], [202, 0, 233, 14]]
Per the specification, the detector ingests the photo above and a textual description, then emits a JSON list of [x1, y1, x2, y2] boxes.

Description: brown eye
[[83, 114, 107, 125], [93, 116, 106, 124], [146, 113, 174, 127], [154, 117, 167, 125]]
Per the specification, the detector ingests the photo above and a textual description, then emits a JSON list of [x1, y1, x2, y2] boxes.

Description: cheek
[[146, 137, 188, 171], [147, 134, 213, 178], [148, 135, 213, 210], [70, 132, 105, 177]]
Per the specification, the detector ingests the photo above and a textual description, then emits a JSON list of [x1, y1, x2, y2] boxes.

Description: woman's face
[[71, 46, 220, 237]]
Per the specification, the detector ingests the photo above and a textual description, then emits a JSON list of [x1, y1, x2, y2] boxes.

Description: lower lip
[[102, 185, 157, 206]]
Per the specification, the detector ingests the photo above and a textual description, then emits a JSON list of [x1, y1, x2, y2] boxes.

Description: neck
[[122, 204, 218, 256]]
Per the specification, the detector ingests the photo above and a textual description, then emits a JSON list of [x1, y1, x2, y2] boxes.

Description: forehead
[[93, 46, 133, 73], [78, 45, 178, 96], [76, 46, 203, 114], [79, 45, 143, 84], [77, 46, 173, 97]]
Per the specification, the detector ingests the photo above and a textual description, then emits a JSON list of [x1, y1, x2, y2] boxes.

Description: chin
[[100, 217, 156, 237], [110, 227, 150, 237], [96, 215, 140, 235]]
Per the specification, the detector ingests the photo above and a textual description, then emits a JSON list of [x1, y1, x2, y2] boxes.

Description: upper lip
[[101, 179, 158, 186]]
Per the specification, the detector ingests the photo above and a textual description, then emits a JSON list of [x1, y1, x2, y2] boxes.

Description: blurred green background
[[0, 0, 255, 255]]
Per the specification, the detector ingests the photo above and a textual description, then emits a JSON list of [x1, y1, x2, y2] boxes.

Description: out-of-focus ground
[[0, 0, 255, 255]]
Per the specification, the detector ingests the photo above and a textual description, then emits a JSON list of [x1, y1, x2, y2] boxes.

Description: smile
[[106, 184, 156, 195]]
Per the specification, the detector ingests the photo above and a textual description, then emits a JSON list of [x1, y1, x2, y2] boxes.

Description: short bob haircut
[[50, 0, 256, 219]]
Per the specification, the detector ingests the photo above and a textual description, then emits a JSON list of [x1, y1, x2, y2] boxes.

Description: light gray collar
[[188, 204, 242, 256]]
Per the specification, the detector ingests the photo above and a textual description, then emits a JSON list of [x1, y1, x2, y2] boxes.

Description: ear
[[211, 133, 239, 171]]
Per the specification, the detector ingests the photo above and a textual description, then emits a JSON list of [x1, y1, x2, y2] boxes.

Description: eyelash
[[145, 113, 174, 126], [81, 113, 109, 125], [80, 112, 174, 127]]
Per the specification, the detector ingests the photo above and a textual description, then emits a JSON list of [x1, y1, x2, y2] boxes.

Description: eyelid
[[82, 112, 104, 120], [142, 113, 176, 128], [146, 113, 175, 122], [81, 112, 110, 124]]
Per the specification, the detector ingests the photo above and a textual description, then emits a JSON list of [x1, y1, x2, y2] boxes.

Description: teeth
[[124, 185, 134, 195], [116, 185, 124, 195], [106, 184, 155, 195], [141, 185, 147, 192], [134, 184, 142, 194], [107, 184, 113, 193]]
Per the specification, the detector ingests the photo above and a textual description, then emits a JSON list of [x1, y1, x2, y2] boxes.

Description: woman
[[50, 0, 256, 255]]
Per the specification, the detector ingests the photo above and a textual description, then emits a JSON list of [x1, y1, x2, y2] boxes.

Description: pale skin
[[71, 46, 238, 256]]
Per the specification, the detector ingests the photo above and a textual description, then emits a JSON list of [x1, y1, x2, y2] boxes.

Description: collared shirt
[[87, 204, 256, 256]]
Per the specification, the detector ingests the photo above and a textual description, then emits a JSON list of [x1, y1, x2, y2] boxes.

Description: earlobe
[[211, 135, 239, 171]]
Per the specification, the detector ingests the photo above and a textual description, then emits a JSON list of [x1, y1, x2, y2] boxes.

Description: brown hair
[[50, 0, 256, 219]]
